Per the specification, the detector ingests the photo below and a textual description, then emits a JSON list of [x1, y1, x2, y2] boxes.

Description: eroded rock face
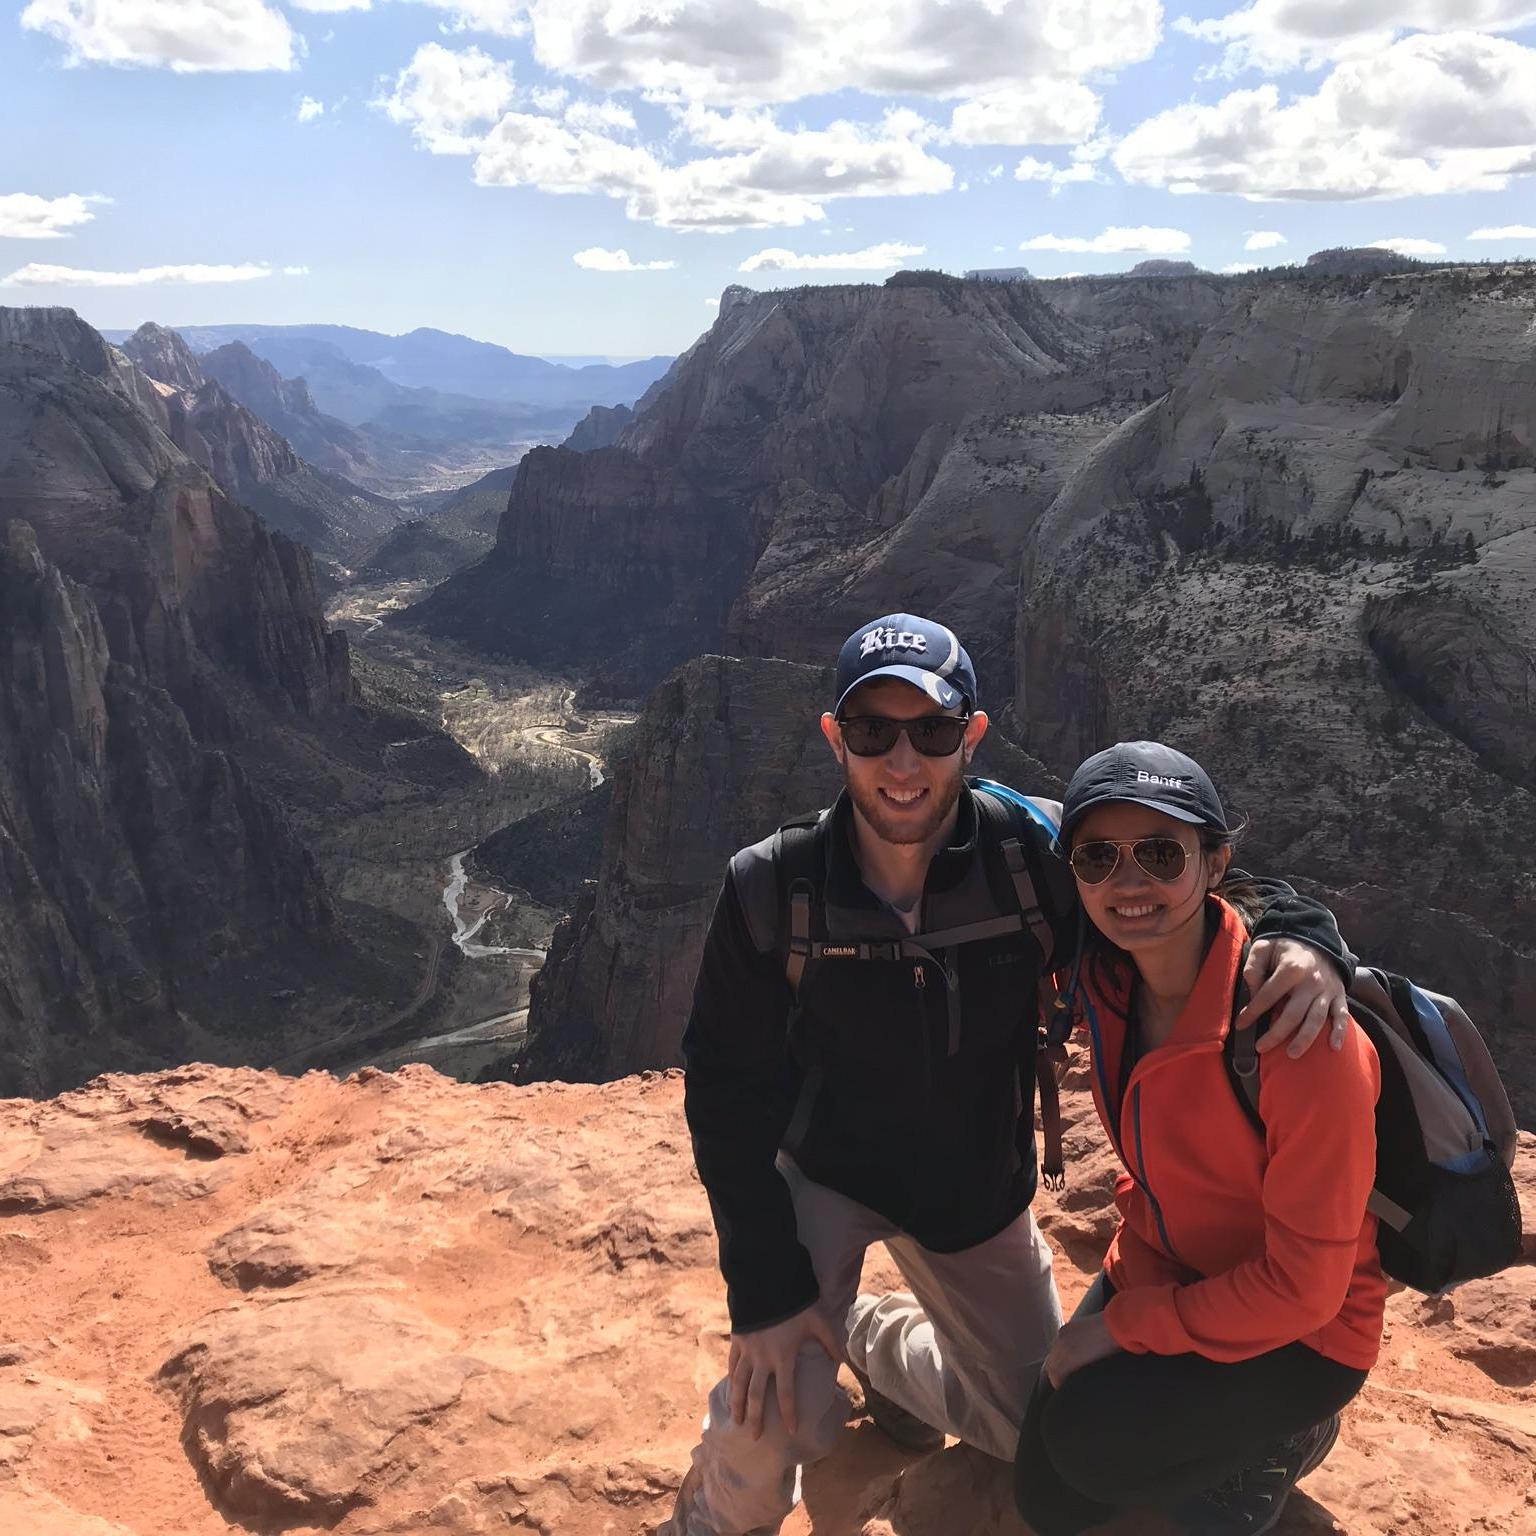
[[0, 1064, 1530, 1536], [121, 322, 204, 391], [0, 311, 408, 1094], [406, 276, 1228, 692], [0, 311, 353, 716], [1016, 269, 1536, 1119]]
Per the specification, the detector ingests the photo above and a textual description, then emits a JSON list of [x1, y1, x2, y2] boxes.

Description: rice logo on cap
[[859, 626, 929, 659]]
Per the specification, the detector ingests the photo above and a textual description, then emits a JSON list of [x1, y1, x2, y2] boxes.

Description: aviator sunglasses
[[837, 713, 970, 758], [1068, 836, 1192, 885]]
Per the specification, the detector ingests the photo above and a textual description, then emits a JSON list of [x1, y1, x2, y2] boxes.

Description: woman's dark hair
[[1203, 816, 1263, 929]]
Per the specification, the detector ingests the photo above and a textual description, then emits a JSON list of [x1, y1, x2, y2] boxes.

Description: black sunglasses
[[1068, 837, 1190, 885], [837, 714, 970, 758]]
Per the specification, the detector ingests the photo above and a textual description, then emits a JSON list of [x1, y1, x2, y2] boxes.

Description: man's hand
[[728, 1303, 842, 1440], [1239, 937, 1350, 1058], [1042, 1310, 1120, 1389]]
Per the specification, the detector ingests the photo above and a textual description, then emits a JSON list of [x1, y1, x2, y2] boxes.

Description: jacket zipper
[[1083, 984, 1185, 1264], [1130, 1082, 1183, 1264]]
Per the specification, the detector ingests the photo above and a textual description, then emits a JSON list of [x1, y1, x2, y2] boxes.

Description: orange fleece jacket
[[1076, 898, 1386, 1371]]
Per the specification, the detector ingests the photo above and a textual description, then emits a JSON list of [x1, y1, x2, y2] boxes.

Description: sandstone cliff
[[197, 339, 384, 486], [0, 310, 353, 717], [120, 320, 204, 390], [0, 1062, 1529, 1535], [1015, 267, 1536, 1119], [0, 524, 359, 1094], [565, 400, 633, 451], [121, 325, 406, 564], [0, 310, 426, 1092], [404, 274, 1223, 695]]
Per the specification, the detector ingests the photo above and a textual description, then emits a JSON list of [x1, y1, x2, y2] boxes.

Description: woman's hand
[[1042, 1309, 1121, 1389], [1239, 937, 1350, 1057]]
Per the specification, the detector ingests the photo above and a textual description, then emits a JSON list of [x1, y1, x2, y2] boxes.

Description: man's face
[[819, 678, 988, 846]]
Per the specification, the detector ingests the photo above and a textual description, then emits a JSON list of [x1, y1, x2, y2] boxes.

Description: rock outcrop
[[0, 1062, 1530, 1535], [405, 275, 1224, 695], [1127, 259, 1203, 276], [197, 339, 383, 486], [120, 320, 204, 390], [0, 308, 417, 1093], [1015, 268, 1536, 1118], [0, 524, 348, 1094], [0, 308, 353, 716], [119, 328, 407, 561], [1307, 247, 1422, 277], [565, 401, 634, 451]]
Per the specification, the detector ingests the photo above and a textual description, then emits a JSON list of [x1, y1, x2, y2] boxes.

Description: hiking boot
[[849, 1364, 946, 1454], [1172, 1414, 1342, 1535]]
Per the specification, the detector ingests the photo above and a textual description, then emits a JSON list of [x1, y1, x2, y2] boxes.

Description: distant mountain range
[[103, 324, 672, 447]]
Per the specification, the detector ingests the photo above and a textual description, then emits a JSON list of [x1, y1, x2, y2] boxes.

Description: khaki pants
[[681, 1157, 1062, 1535]]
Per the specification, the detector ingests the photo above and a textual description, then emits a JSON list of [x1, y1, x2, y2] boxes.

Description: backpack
[[736, 778, 1073, 1183], [1226, 958, 1522, 1294]]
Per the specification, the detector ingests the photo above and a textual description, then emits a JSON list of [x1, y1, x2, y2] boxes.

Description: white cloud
[[1468, 223, 1536, 239], [377, 4, 1169, 230], [0, 192, 107, 239], [1115, 32, 1536, 200], [739, 241, 925, 272], [1180, 1, 1536, 75], [519, 0, 1163, 107], [281, 265, 311, 275], [1014, 156, 1102, 188], [415, 0, 526, 36], [1221, 261, 1260, 272], [1021, 226, 1192, 254], [377, 43, 516, 155], [563, 99, 635, 134], [1243, 229, 1286, 249], [290, 0, 369, 9], [1, 262, 277, 287], [21, 0, 298, 72], [947, 84, 1100, 147], [473, 109, 953, 231], [297, 96, 325, 123], [572, 247, 674, 271], [1370, 236, 1448, 256]]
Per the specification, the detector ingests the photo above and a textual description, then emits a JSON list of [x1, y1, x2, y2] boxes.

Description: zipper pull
[[913, 964, 927, 990]]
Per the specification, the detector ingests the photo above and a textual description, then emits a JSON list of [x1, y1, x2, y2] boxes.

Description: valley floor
[[293, 581, 634, 1080]]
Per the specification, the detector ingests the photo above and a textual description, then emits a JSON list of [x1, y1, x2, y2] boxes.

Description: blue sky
[[4, 1, 1536, 357]]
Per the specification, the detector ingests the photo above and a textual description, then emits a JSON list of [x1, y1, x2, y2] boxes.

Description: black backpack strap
[[1225, 942, 1267, 1136], [972, 785, 1070, 1189]]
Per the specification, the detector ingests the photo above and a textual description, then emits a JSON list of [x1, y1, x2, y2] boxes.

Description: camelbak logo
[[820, 945, 860, 958], [860, 626, 928, 659], [1136, 770, 1187, 789]]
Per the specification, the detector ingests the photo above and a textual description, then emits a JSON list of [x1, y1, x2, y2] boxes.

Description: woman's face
[[1070, 802, 1228, 955]]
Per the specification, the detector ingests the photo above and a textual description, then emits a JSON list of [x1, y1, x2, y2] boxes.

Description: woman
[[1014, 740, 1384, 1536]]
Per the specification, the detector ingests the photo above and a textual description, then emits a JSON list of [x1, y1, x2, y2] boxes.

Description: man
[[664, 614, 1351, 1536]]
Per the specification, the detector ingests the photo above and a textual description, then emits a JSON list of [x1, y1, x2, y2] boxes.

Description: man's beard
[[847, 769, 964, 846]]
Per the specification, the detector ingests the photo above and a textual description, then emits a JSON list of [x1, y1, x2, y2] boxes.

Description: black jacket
[[682, 785, 1351, 1333]]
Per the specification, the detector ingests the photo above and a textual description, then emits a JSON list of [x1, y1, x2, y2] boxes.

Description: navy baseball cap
[[833, 613, 978, 716], [1061, 741, 1229, 837]]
